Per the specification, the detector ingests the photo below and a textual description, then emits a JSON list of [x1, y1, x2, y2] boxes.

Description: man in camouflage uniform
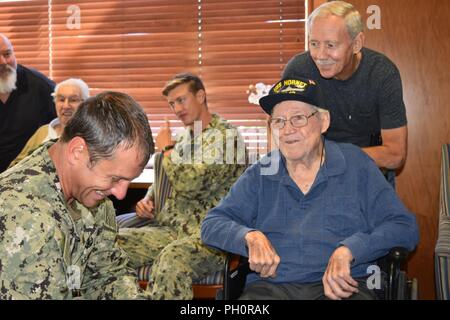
[[0, 91, 154, 299], [117, 73, 247, 299]]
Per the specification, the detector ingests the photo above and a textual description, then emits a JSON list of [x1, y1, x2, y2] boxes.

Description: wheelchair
[[218, 247, 417, 300]]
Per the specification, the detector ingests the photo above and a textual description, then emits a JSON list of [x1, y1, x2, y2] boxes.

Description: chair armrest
[[377, 247, 410, 300], [378, 247, 409, 273], [387, 247, 409, 261], [223, 253, 251, 300]]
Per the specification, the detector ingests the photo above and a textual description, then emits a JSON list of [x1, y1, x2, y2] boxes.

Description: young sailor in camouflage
[[117, 73, 246, 299]]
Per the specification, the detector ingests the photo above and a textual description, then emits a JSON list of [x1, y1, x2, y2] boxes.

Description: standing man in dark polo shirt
[[282, 1, 407, 187], [0, 33, 56, 173]]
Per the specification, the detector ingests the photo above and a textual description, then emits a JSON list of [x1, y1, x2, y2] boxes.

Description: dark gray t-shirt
[[282, 47, 406, 148]]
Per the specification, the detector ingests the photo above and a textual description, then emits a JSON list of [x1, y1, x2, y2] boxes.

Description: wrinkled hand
[[245, 231, 280, 279], [135, 197, 155, 220], [155, 120, 175, 151], [322, 246, 359, 300]]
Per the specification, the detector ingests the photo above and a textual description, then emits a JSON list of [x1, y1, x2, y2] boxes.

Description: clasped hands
[[135, 196, 155, 220]]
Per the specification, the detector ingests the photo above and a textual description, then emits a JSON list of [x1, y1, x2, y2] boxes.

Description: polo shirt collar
[[261, 138, 347, 183]]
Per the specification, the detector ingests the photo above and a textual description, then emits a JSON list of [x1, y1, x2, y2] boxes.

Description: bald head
[[0, 33, 17, 70], [0, 34, 17, 94], [0, 34, 11, 45]]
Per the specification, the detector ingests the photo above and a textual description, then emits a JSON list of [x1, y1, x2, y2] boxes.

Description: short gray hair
[[53, 78, 90, 100], [308, 1, 364, 40]]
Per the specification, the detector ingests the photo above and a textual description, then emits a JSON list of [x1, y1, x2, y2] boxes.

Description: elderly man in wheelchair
[[201, 77, 419, 300]]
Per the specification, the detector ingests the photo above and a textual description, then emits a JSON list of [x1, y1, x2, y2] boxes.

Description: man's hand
[[322, 245, 359, 300], [135, 197, 155, 220], [155, 120, 175, 152], [245, 231, 280, 279]]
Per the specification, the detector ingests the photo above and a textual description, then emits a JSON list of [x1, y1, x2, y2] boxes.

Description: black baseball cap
[[259, 77, 325, 114]]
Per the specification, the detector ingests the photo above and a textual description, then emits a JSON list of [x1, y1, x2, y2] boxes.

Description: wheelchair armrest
[[378, 247, 409, 271], [223, 253, 251, 300], [377, 247, 410, 300], [386, 247, 409, 261]]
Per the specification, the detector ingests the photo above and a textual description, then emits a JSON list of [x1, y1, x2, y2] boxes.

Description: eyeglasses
[[269, 110, 318, 130], [55, 95, 83, 106]]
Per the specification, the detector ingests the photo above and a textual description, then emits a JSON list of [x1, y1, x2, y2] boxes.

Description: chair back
[[435, 144, 450, 300], [152, 152, 173, 214]]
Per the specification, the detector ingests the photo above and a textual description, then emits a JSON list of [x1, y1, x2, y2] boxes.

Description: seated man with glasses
[[8, 78, 89, 168], [201, 77, 419, 300]]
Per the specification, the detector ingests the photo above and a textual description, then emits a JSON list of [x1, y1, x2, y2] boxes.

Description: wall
[[346, 0, 450, 299]]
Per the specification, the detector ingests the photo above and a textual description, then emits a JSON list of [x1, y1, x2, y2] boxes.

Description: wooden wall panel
[[350, 0, 450, 299]]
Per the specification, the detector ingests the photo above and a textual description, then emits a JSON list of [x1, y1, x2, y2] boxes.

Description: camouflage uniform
[[0, 142, 149, 300], [118, 114, 246, 299]]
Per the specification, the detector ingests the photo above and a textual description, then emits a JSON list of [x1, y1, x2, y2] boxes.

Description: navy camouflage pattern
[[0, 142, 149, 299]]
